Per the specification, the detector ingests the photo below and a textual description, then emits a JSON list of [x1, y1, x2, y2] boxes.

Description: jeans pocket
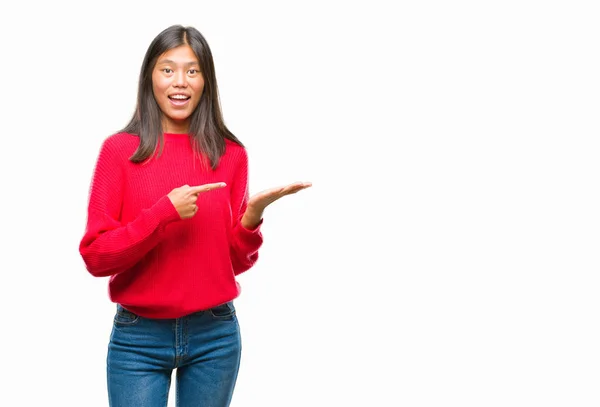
[[113, 304, 140, 327], [209, 301, 236, 320]]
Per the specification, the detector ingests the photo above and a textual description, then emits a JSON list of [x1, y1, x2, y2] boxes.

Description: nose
[[173, 70, 188, 88]]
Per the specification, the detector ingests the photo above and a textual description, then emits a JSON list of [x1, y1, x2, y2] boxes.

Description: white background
[[0, 1, 599, 406]]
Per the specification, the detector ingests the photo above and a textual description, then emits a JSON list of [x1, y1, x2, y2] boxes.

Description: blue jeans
[[107, 302, 241, 407]]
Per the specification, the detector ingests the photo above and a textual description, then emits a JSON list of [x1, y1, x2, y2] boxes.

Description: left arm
[[229, 147, 313, 275], [229, 149, 263, 275]]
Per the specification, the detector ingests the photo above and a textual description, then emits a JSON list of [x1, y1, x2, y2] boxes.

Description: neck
[[162, 118, 190, 134]]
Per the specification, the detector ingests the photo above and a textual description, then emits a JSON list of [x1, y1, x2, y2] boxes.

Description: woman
[[79, 24, 311, 407]]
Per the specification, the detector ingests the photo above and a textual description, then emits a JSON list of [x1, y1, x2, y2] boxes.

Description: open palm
[[248, 181, 312, 210], [241, 181, 312, 229]]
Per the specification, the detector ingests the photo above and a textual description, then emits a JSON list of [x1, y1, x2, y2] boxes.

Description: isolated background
[[0, 1, 599, 406]]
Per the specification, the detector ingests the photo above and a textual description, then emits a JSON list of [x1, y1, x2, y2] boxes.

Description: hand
[[241, 181, 312, 229], [168, 182, 226, 219]]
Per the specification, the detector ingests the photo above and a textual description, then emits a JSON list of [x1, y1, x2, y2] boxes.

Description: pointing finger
[[190, 182, 227, 194]]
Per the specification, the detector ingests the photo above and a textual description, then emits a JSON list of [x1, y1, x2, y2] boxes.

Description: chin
[[167, 113, 192, 122]]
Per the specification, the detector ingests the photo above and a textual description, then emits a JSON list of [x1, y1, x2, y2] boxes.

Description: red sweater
[[79, 132, 263, 318]]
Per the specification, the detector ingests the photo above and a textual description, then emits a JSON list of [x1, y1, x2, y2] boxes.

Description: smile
[[168, 94, 191, 106]]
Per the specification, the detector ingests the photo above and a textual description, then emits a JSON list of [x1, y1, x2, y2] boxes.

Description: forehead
[[156, 44, 199, 65]]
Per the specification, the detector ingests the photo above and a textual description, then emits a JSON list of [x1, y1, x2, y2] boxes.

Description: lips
[[168, 94, 191, 107]]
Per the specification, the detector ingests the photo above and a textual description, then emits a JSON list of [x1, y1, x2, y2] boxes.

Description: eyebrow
[[156, 59, 200, 66]]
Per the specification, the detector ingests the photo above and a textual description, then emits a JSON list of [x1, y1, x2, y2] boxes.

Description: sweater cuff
[[241, 217, 263, 233], [153, 195, 182, 225], [235, 218, 263, 249]]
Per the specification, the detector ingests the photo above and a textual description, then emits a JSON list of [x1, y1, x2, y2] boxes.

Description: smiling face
[[152, 44, 205, 134]]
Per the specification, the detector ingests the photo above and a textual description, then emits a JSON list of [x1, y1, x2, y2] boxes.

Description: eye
[[162, 68, 173, 74], [188, 69, 199, 75]]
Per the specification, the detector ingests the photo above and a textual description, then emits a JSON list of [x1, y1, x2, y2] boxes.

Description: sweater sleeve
[[79, 137, 181, 277], [229, 147, 263, 275]]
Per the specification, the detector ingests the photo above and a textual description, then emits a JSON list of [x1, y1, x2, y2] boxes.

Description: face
[[152, 44, 204, 133]]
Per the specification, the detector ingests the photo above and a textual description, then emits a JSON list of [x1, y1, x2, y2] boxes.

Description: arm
[[79, 138, 181, 277], [229, 149, 263, 275]]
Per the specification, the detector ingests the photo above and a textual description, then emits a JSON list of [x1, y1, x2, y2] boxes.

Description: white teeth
[[170, 95, 189, 100]]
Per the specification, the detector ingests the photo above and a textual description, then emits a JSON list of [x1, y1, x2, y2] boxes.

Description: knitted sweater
[[79, 132, 263, 318]]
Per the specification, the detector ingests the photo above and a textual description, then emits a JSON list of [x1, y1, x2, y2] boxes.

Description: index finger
[[190, 182, 227, 194]]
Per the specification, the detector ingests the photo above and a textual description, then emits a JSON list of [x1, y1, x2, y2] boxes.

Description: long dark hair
[[120, 25, 242, 169]]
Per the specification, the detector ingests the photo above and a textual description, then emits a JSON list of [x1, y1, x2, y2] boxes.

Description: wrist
[[241, 206, 263, 230]]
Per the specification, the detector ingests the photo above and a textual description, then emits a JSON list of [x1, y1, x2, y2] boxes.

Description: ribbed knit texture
[[79, 132, 263, 318]]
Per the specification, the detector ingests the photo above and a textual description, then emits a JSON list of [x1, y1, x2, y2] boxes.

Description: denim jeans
[[107, 302, 241, 407]]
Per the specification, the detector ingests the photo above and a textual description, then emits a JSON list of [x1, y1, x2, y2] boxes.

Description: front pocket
[[113, 305, 140, 326], [209, 302, 236, 319]]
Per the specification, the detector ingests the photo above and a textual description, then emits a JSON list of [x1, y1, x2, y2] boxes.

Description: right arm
[[78, 138, 181, 277]]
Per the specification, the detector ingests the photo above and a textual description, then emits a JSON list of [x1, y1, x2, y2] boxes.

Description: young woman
[[79, 24, 311, 407]]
